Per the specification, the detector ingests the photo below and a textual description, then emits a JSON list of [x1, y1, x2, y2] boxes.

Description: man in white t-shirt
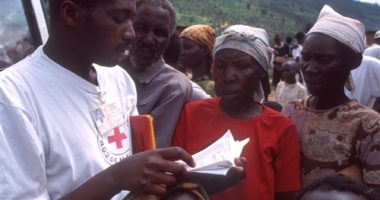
[[0, 0, 197, 199], [363, 30, 380, 60], [345, 55, 380, 108], [291, 32, 305, 61]]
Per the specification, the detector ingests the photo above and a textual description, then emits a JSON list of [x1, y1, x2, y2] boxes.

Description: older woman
[[180, 24, 216, 97], [283, 5, 380, 187], [173, 25, 301, 200]]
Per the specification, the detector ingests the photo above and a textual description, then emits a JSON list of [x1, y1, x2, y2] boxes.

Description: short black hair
[[297, 176, 378, 200], [49, 0, 101, 22], [136, 0, 176, 35]]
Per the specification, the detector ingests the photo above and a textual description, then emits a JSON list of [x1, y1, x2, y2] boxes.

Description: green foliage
[[171, 0, 380, 40]]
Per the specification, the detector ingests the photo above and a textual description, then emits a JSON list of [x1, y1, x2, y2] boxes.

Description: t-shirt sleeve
[[0, 102, 49, 199], [356, 112, 380, 187], [274, 122, 301, 192]]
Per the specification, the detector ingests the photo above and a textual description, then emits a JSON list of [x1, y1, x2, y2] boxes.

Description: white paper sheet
[[179, 130, 249, 175]]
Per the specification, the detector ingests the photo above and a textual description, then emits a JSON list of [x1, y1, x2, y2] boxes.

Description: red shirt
[[172, 98, 301, 200]]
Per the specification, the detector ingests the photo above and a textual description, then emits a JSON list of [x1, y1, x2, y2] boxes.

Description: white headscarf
[[213, 25, 273, 102], [307, 5, 366, 54]]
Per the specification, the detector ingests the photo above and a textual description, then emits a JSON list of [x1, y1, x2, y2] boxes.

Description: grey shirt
[[127, 57, 206, 147]]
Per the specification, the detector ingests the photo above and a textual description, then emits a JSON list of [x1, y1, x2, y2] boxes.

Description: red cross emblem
[[107, 127, 127, 149]]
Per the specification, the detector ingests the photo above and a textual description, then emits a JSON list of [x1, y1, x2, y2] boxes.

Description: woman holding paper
[[172, 25, 301, 200]]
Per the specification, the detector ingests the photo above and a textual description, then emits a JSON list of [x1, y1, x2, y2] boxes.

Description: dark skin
[[281, 60, 299, 84], [126, 3, 172, 71], [45, 0, 136, 84], [42, 0, 199, 199], [123, 3, 246, 199], [213, 49, 264, 119], [300, 33, 362, 110], [213, 49, 297, 200], [180, 37, 212, 79]]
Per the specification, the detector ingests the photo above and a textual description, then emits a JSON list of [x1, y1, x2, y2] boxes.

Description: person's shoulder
[[364, 56, 380, 66], [159, 64, 192, 88], [261, 105, 298, 131], [346, 101, 380, 119], [277, 81, 285, 88], [282, 97, 308, 115], [344, 101, 380, 132], [355, 56, 380, 76], [184, 98, 218, 111], [0, 49, 41, 86], [366, 44, 380, 50]]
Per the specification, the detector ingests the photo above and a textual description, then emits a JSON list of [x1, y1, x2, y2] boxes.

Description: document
[[180, 130, 249, 175]]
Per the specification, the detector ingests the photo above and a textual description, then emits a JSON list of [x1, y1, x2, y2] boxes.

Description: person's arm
[[151, 88, 189, 148], [1, 103, 50, 199], [61, 147, 195, 200], [1, 102, 195, 199], [357, 113, 380, 187]]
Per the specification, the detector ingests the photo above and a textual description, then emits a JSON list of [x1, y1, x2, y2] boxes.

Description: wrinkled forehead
[[214, 48, 253, 60]]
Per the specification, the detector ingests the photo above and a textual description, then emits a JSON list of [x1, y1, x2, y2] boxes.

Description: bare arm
[[60, 147, 195, 200]]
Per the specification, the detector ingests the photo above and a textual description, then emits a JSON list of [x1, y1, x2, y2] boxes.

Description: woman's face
[[213, 49, 264, 104], [180, 37, 208, 69], [300, 33, 354, 97]]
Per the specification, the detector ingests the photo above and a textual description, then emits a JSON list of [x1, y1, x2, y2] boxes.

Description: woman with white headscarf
[[172, 25, 301, 200], [283, 5, 380, 188]]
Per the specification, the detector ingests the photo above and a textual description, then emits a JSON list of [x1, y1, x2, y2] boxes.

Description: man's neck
[[43, 38, 97, 85]]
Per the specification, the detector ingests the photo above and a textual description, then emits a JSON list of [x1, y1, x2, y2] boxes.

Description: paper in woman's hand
[[178, 130, 249, 175]]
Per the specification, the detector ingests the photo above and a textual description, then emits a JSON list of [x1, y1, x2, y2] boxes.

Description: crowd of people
[[1, 0, 380, 200]]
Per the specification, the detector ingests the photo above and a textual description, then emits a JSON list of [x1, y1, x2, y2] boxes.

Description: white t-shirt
[[345, 56, 380, 108], [363, 44, 380, 60], [292, 44, 303, 60], [0, 47, 138, 199], [276, 81, 308, 107]]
